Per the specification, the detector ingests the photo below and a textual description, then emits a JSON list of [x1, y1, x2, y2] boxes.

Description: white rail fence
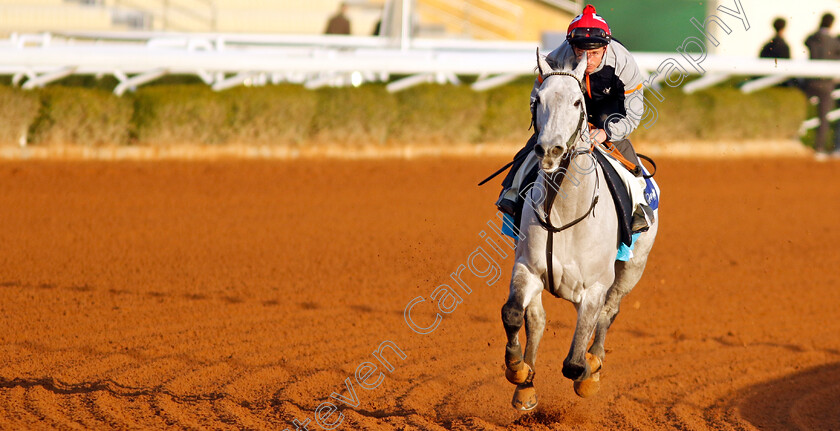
[[3, 31, 840, 132]]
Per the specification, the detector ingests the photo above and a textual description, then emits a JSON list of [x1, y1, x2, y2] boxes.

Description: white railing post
[[401, 0, 411, 52]]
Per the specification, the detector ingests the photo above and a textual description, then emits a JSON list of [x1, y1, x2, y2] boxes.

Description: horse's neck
[[545, 152, 597, 221]]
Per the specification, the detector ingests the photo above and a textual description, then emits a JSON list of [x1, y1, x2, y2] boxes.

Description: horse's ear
[[536, 47, 552, 76], [561, 55, 575, 71], [574, 51, 587, 81]]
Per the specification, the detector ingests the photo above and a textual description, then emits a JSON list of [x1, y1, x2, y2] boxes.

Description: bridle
[[533, 71, 598, 230], [533, 71, 601, 295]]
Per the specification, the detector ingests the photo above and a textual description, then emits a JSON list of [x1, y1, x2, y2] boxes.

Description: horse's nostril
[[534, 145, 545, 158]]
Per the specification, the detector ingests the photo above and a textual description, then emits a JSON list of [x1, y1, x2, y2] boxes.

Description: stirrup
[[495, 188, 520, 217], [631, 204, 655, 233], [496, 197, 517, 217]]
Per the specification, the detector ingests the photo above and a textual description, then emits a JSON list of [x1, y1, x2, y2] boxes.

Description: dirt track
[[0, 157, 838, 430]]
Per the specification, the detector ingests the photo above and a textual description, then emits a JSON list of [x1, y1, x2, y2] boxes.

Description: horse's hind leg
[[589, 261, 634, 361], [590, 223, 658, 361]]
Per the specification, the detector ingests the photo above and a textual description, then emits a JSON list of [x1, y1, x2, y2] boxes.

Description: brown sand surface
[[0, 158, 838, 430]]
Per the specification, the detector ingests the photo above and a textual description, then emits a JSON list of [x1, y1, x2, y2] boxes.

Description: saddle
[[592, 146, 634, 247], [515, 145, 636, 248]]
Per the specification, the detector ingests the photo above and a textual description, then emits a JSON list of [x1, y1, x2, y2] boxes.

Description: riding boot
[[496, 133, 538, 216], [631, 203, 655, 233]]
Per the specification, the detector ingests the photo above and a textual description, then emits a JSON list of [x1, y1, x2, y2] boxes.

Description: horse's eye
[[574, 99, 581, 107]]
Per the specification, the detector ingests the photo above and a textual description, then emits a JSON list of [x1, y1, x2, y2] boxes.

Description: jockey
[[496, 4, 652, 232]]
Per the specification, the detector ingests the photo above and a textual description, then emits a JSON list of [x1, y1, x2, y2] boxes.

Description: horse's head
[[533, 49, 588, 173]]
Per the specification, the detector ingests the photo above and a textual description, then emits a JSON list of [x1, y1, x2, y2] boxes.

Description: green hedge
[[132, 85, 230, 146], [389, 84, 487, 144], [0, 86, 39, 146], [480, 82, 534, 142], [0, 82, 808, 147], [633, 86, 806, 142], [28, 87, 133, 146], [227, 85, 318, 146], [310, 84, 394, 146]]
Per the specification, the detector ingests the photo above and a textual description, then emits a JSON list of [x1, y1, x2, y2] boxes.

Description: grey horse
[[501, 51, 659, 410]]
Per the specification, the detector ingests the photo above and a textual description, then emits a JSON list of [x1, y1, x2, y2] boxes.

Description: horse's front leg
[[563, 282, 608, 382], [523, 291, 546, 370], [501, 264, 543, 410], [501, 265, 542, 383]]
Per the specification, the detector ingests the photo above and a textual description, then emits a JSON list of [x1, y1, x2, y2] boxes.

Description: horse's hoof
[[511, 383, 538, 411], [563, 353, 601, 381], [505, 360, 533, 385], [585, 352, 602, 373], [573, 370, 601, 398]]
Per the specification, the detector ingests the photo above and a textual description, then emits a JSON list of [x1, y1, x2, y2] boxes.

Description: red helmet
[[566, 4, 611, 49]]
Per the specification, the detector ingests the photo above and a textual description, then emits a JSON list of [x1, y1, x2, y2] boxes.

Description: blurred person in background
[[835, 30, 840, 157], [804, 13, 840, 159], [760, 18, 790, 59], [495, 4, 651, 230], [325, 3, 351, 35], [758, 18, 798, 89]]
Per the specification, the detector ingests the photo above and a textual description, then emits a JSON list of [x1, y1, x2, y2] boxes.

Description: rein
[[533, 71, 601, 296], [535, 149, 599, 233], [477, 72, 586, 187], [533, 70, 595, 234], [536, 148, 600, 296]]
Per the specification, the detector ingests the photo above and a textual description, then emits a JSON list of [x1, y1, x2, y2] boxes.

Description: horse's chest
[[549, 240, 616, 297], [552, 268, 581, 300]]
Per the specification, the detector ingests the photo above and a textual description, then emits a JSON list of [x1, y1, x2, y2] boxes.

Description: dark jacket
[[805, 29, 840, 60], [805, 29, 840, 87], [759, 36, 790, 59], [325, 14, 351, 35]]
